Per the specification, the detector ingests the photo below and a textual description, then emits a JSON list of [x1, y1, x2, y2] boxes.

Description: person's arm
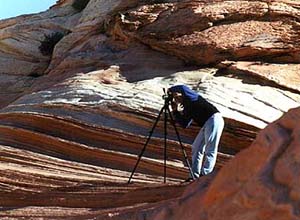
[[172, 105, 193, 128], [169, 85, 193, 128], [171, 99, 192, 128]]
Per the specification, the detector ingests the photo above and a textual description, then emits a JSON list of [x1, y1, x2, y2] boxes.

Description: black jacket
[[169, 85, 219, 128]]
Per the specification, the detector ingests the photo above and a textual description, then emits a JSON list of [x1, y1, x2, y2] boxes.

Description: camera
[[162, 90, 173, 103]]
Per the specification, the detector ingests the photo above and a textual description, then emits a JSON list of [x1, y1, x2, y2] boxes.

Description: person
[[168, 84, 224, 181]]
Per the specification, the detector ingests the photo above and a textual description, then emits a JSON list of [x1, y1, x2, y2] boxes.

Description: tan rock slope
[[0, 0, 300, 219]]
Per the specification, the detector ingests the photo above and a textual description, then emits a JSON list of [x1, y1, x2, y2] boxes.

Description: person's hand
[[171, 101, 177, 112]]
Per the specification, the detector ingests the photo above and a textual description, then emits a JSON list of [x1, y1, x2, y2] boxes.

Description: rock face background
[[0, 0, 299, 219]]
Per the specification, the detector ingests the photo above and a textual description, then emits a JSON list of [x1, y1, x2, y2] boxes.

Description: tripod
[[128, 89, 195, 183]]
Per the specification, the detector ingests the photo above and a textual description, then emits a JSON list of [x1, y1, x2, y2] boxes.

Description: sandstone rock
[[0, 1, 79, 107], [1, 67, 299, 173], [39, 36, 187, 90], [0, 74, 35, 108], [219, 61, 300, 93], [51, 0, 74, 8], [1, 0, 300, 219], [114, 0, 300, 64], [108, 107, 300, 220], [0, 4, 78, 76], [46, 0, 139, 75]]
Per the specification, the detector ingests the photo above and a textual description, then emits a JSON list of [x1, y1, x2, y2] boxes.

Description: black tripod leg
[[167, 107, 195, 180], [163, 104, 168, 183], [128, 106, 165, 184]]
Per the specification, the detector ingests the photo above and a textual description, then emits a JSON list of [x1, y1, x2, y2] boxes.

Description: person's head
[[172, 92, 183, 104]]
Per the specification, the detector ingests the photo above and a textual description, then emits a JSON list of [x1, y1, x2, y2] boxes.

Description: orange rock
[[136, 107, 300, 220]]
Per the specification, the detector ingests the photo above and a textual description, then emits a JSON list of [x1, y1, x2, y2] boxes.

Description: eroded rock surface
[[0, 0, 300, 219], [219, 61, 300, 93], [0, 0, 79, 108], [114, 0, 300, 65], [119, 107, 300, 220]]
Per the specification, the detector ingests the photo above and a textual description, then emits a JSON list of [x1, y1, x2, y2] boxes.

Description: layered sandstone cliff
[[107, 106, 300, 220], [0, 0, 299, 219]]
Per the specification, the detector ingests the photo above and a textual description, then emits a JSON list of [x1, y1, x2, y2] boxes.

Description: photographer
[[168, 85, 224, 181]]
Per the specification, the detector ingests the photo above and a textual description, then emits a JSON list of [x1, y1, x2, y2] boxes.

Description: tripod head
[[162, 88, 173, 104]]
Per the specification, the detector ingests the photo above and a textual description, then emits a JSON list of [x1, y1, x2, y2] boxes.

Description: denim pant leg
[[202, 113, 224, 175], [191, 127, 205, 178]]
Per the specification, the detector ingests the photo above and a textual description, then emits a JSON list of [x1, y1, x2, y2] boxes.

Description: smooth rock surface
[[0, 0, 300, 219]]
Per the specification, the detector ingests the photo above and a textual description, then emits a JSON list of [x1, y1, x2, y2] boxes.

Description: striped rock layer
[[0, 0, 300, 219]]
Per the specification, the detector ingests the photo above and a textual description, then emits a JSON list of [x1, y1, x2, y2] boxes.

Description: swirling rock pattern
[[118, 107, 300, 220], [0, 0, 300, 219]]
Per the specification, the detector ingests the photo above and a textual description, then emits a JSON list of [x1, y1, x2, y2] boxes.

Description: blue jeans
[[191, 113, 224, 178]]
